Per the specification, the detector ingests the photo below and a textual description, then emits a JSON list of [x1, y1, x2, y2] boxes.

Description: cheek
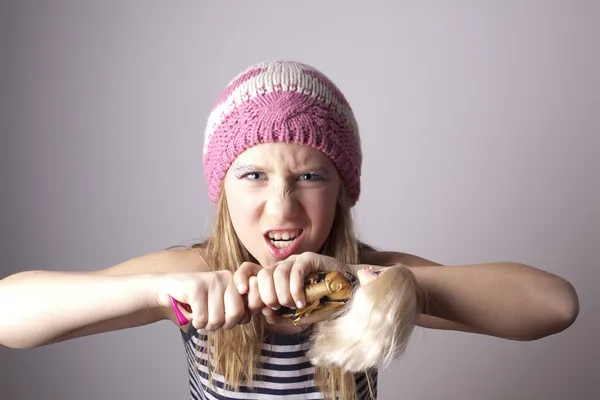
[[224, 185, 261, 243], [230, 201, 258, 229], [302, 189, 338, 237]]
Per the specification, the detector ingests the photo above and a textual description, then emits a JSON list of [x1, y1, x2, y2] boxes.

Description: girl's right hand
[[155, 271, 247, 332]]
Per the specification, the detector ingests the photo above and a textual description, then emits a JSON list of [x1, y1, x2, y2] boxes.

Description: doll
[[277, 270, 355, 324], [170, 265, 421, 373], [285, 265, 422, 373]]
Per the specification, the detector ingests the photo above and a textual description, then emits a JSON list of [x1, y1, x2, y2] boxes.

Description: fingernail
[[237, 284, 246, 292], [296, 300, 304, 309]]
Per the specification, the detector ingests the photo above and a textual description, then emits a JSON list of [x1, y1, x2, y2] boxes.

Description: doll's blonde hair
[[308, 264, 420, 372], [188, 183, 373, 399]]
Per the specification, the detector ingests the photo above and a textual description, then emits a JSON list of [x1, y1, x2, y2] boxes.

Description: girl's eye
[[243, 172, 264, 180], [373, 270, 382, 276], [298, 173, 323, 181]]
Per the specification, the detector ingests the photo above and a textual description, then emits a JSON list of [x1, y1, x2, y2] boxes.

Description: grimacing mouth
[[265, 229, 303, 249]]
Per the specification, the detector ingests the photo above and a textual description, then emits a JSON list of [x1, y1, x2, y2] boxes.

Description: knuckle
[[189, 277, 204, 293], [285, 254, 298, 262], [299, 251, 314, 260], [248, 297, 262, 310], [238, 310, 252, 325], [279, 295, 294, 307], [221, 270, 235, 280], [193, 314, 208, 329], [264, 297, 279, 308], [238, 262, 251, 272], [291, 265, 305, 277], [206, 316, 225, 330], [248, 301, 261, 312], [272, 266, 288, 280], [257, 268, 272, 280], [212, 272, 231, 289], [238, 262, 260, 277], [228, 309, 245, 323]]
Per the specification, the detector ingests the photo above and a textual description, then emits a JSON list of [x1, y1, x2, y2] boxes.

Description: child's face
[[223, 143, 341, 267], [357, 265, 385, 285]]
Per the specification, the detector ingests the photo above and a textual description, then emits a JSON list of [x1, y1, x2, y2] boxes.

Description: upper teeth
[[268, 230, 301, 240]]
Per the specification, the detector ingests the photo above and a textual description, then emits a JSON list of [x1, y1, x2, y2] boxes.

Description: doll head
[[356, 265, 385, 285], [308, 264, 420, 372]]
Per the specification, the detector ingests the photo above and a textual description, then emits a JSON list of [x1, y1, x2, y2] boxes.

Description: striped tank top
[[180, 326, 378, 399]]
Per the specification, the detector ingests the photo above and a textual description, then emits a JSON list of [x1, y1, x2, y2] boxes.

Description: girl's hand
[[155, 271, 247, 332], [234, 252, 353, 321]]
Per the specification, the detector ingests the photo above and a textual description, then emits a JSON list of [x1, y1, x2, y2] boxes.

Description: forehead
[[232, 143, 334, 169]]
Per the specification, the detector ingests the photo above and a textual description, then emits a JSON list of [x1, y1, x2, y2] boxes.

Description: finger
[[261, 306, 289, 325], [273, 259, 295, 308], [237, 294, 252, 325], [238, 308, 252, 325], [222, 283, 246, 330], [289, 259, 308, 309], [205, 278, 226, 331], [257, 267, 279, 310], [247, 276, 263, 314], [234, 262, 263, 295], [190, 288, 209, 331]]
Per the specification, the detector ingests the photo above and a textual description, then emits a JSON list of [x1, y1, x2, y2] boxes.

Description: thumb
[[234, 261, 263, 294]]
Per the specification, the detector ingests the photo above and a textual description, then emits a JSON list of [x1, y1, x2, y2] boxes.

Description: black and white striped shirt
[[181, 328, 378, 399]]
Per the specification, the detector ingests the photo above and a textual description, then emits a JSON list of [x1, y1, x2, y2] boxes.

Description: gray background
[[1, 1, 597, 399]]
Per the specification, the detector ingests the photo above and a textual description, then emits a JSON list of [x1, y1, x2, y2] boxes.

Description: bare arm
[[0, 248, 207, 349], [361, 248, 580, 341]]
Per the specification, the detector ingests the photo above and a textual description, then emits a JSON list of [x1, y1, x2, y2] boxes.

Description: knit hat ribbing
[[203, 60, 362, 206]]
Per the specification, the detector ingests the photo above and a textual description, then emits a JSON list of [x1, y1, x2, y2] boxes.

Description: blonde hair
[[308, 264, 420, 372], [187, 182, 371, 399]]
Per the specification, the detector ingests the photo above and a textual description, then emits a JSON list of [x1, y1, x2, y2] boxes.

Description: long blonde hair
[[308, 264, 420, 372], [188, 183, 372, 399]]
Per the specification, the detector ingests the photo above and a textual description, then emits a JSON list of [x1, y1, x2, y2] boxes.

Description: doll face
[[223, 143, 341, 267], [357, 266, 385, 286]]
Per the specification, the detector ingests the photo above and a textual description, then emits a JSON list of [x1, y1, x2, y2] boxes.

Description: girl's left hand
[[233, 252, 354, 323]]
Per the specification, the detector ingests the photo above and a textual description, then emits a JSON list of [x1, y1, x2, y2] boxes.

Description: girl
[[0, 60, 579, 399]]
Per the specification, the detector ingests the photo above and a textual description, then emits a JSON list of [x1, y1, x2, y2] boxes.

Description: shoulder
[[93, 243, 210, 276], [358, 241, 443, 268]]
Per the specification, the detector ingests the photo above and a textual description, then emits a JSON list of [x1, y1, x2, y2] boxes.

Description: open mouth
[[266, 229, 303, 249]]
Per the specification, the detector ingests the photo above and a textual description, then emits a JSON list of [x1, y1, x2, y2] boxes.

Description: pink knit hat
[[203, 60, 362, 206]]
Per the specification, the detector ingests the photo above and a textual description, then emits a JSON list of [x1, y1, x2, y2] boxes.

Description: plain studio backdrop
[[0, 2, 597, 399]]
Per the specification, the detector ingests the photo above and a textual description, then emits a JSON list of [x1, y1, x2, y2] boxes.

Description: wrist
[[142, 273, 168, 311]]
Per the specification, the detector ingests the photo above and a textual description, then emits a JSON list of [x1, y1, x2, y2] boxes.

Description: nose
[[264, 179, 300, 220]]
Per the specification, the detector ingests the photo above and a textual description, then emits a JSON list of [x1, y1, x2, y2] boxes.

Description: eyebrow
[[231, 163, 331, 178], [231, 163, 258, 178], [304, 167, 330, 177]]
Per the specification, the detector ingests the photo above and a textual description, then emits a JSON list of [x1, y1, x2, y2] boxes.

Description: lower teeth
[[270, 239, 295, 249]]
